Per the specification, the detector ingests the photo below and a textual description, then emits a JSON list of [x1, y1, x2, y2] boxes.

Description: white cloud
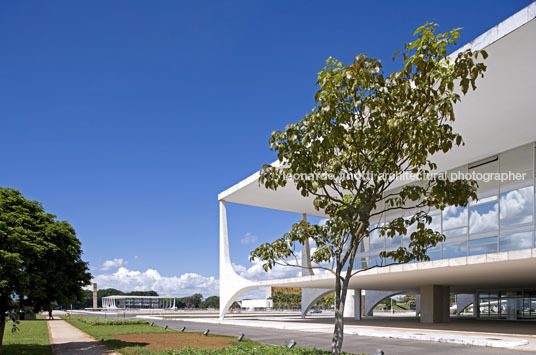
[[240, 233, 258, 244], [100, 258, 127, 271], [92, 267, 219, 297], [232, 257, 301, 281]]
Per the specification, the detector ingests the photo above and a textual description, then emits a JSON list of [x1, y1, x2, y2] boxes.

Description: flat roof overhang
[[219, 5, 536, 216], [252, 248, 536, 293]]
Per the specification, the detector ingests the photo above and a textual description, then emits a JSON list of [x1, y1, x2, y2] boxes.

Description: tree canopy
[[0, 187, 91, 350], [251, 23, 487, 354]]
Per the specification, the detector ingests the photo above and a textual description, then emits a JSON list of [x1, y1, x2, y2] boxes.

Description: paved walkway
[[47, 319, 118, 354]]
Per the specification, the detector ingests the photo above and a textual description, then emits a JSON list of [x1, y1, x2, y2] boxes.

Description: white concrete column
[[354, 289, 362, 320], [301, 213, 314, 276], [420, 285, 450, 323], [343, 290, 355, 318], [219, 200, 255, 319]]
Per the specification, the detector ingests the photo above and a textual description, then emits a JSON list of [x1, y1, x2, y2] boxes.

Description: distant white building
[[240, 299, 273, 311], [101, 295, 176, 309]]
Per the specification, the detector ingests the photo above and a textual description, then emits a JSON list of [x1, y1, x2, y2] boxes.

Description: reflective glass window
[[369, 226, 385, 251], [469, 201, 498, 234], [469, 237, 497, 256], [443, 205, 468, 237], [426, 246, 441, 261], [499, 186, 534, 227], [499, 231, 533, 252], [443, 241, 467, 258]]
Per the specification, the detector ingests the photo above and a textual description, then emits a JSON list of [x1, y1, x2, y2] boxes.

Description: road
[[148, 318, 529, 355]]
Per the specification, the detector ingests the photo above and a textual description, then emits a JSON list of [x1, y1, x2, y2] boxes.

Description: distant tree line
[[270, 291, 301, 309], [268, 291, 335, 310]]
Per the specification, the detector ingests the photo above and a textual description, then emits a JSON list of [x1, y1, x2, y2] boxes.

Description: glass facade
[[356, 143, 536, 268], [478, 289, 536, 320]]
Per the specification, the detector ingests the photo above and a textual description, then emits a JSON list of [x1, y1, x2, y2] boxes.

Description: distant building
[[240, 299, 273, 311], [101, 295, 176, 309]]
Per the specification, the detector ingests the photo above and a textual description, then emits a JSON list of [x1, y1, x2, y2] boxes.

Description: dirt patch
[[110, 332, 234, 352]]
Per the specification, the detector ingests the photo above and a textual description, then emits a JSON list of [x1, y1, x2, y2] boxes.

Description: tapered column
[[219, 200, 255, 319], [420, 285, 450, 323], [354, 289, 362, 320], [301, 213, 314, 276]]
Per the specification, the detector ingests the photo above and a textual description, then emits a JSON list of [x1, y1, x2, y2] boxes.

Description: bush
[[76, 317, 148, 326]]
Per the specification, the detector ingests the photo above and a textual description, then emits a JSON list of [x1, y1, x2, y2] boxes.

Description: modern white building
[[218, 3, 536, 323], [101, 295, 176, 310], [240, 299, 273, 311]]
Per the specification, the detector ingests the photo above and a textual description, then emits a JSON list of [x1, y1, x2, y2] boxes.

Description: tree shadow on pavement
[[2, 344, 52, 355]]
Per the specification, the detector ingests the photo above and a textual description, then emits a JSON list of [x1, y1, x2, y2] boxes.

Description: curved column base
[[365, 290, 403, 316], [456, 293, 477, 316], [301, 288, 333, 318]]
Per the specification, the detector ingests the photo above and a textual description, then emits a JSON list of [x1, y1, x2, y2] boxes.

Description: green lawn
[[65, 316, 361, 355], [1, 319, 51, 355], [64, 317, 177, 338]]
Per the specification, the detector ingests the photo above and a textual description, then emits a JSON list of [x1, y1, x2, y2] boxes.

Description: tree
[[0, 188, 91, 351], [200, 296, 219, 309], [251, 23, 487, 354], [184, 293, 203, 308], [28, 220, 92, 319]]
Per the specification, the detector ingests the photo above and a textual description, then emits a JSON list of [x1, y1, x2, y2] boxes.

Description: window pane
[[443, 205, 468, 230], [469, 201, 498, 234], [469, 237, 497, 256], [443, 227, 468, 238], [470, 195, 497, 206], [385, 232, 402, 249], [429, 212, 441, 233], [369, 228, 384, 251], [356, 257, 369, 269], [499, 231, 533, 252], [427, 246, 442, 261], [369, 255, 382, 267], [500, 186, 534, 227], [403, 219, 417, 240], [443, 241, 467, 258]]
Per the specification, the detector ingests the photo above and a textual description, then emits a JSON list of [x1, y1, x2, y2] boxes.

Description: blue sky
[[0, 0, 532, 296]]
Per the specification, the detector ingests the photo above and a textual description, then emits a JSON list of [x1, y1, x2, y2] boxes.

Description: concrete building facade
[[218, 3, 536, 323]]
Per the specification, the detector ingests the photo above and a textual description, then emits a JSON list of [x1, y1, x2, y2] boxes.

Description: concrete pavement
[[47, 319, 118, 354]]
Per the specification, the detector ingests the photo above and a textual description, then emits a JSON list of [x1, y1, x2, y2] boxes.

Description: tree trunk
[[331, 268, 348, 354], [0, 312, 6, 354]]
